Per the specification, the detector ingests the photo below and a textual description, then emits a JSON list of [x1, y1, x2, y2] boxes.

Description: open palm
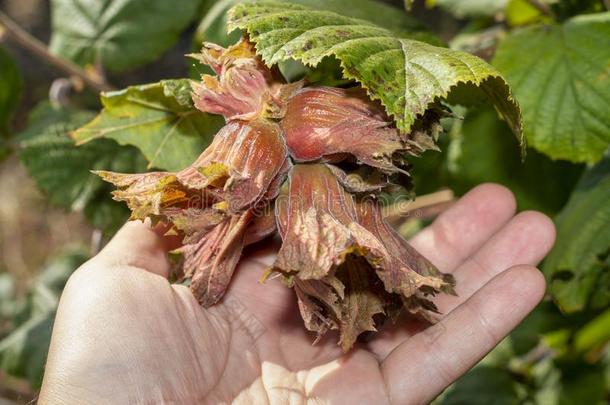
[[40, 184, 555, 405]]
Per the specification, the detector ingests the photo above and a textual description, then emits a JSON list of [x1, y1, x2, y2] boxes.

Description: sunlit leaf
[[493, 13, 610, 163], [195, 0, 423, 47], [192, 0, 434, 83], [72, 81, 224, 171], [505, 0, 548, 26], [227, 1, 522, 140]]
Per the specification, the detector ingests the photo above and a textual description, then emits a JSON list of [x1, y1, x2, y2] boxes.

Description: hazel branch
[[0, 11, 114, 92], [383, 189, 455, 221]]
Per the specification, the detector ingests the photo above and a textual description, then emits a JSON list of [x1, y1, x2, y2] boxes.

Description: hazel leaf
[[71, 81, 224, 171], [195, 0, 423, 48], [543, 156, 610, 312], [227, 1, 522, 144], [49, 0, 202, 71], [18, 102, 147, 233], [493, 13, 610, 163]]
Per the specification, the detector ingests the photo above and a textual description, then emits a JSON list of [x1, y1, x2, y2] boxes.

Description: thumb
[[95, 219, 182, 278]]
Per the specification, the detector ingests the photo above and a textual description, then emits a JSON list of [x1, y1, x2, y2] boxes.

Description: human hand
[[39, 184, 555, 404]]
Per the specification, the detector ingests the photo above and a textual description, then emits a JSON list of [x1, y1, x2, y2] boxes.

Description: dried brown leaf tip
[[273, 164, 454, 350], [97, 38, 455, 350]]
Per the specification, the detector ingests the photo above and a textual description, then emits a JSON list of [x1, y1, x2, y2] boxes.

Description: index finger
[[409, 183, 517, 272], [381, 265, 546, 404]]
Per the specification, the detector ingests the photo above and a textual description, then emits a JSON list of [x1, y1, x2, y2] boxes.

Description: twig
[[412, 199, 455, 220], [0, 11, 114, 92], [383, 189, 455, 221], [90, 228, 104, 255], [0, 372, 35, 403], [525, 0, 556, 18]]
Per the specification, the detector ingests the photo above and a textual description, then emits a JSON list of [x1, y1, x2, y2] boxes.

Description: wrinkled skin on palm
[[98, 38, 455, 350]]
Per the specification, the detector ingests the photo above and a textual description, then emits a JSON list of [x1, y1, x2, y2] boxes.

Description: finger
[[95, 219, 177, 278], [364, 184, 517, 358], [409, 183, 516, 272], [435, 211, 555, 313], [381, 266, 546, 405], [368, 211, 554, 359]]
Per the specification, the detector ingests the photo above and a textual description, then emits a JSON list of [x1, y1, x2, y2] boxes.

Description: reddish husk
[[97, 38, 455, 350]]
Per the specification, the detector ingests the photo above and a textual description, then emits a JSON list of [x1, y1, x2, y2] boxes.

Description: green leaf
[[18, 102, 147, 233], [505, 0, 548, 26], [191, 0, 437, 83], [195, 0, 423, 48], [194, 0, 242, 49], [575, 309, 610, 353], [447, 108, 583, 215], [603, 348, 610, 390], [0, 250, 87, 388], [289, 0, 422, 32], [493, 13, 610, 163], [49, 0, 202, 71], [543, 156, 610, 313], [160, 79, 196, 108], [438, 366, 520, 405], [72, 81, 224, 171], [0, 46, 21, 136], [552, 0, 606, 20], [0, 313, 55, 387], [227, 1, 522, 142], [556, 361, 607, 405], [427, 0, 508, 18], [529, 357, 562, 405], [510, 301, 570, 355]]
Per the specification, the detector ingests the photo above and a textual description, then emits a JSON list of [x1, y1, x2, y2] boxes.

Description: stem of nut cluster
[[383, 189, 455, 221], [0, 11, 114, 92]]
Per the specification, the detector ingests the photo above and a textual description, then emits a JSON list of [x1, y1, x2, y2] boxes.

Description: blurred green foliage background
[[0, 0, 608, 403]]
